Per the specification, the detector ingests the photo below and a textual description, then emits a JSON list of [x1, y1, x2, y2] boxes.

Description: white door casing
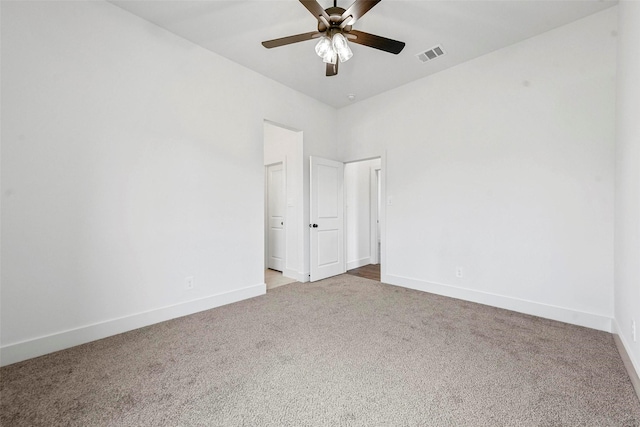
[[310, 156, 345, 282], [267, 163, 285, 271], [370, 167, 381, 265]]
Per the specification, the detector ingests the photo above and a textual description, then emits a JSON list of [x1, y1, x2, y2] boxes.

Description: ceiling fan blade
[[300, 0, 330, 21], [326, 61, 338, 77], [341, 0, 381, 25], [348, 30, 405, 54], [262, 31, 321, 49]]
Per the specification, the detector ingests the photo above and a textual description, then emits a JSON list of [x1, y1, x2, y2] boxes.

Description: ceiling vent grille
[[416, 45, 445, 63]]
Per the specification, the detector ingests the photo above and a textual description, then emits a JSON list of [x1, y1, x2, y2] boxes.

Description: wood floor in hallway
[[346, 264, 381, 282]]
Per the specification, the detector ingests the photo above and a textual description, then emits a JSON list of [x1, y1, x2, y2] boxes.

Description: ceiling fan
[[261, 0, 405, 77]]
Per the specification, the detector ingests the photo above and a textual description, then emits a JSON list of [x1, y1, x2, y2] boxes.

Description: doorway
[[263, 121, 304, 288], [344, 157, 382, 281]]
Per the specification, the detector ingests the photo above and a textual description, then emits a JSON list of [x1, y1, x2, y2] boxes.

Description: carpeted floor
[[2, 274, 639, 426]]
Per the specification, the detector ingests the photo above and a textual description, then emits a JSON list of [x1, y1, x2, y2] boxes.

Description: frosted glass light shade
[[315, 36, 336, 64], [332, 33, 353, 63], [323, 50, 337, 64]]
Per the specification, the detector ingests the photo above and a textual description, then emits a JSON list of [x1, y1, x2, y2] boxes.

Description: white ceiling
[[109, 0, 617, 108]]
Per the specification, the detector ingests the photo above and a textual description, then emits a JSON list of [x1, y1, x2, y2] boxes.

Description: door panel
[[317, 165, 339, 218], [310, 156, 345, 281], [267, 163, 285, 271], [317, 229, 339, 267]]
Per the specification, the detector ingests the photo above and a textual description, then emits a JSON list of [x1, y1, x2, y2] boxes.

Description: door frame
[[370, 166, 381, 265], [342, 152, 386, 281], [263, 120, 305, 282]]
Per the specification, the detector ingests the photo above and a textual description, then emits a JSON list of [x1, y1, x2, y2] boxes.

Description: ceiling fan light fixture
[[323, 50, 338, 64], [332, 32, 353, 63], [315, 36, 334, 61], [262, 0, 405, 76]]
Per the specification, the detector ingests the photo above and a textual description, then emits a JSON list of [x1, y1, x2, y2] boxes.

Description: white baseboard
[[300, 271, 310, 283], [0, 283, 266, 367], [283, 268, 307, 283], [384, 273, 612, 332], [347, 257, 371, 271], [612, 319, 640, 400]]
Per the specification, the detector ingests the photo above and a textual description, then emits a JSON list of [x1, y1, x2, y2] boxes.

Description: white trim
[[370, 166, 381, 265], [612, 319, 640, 400], [380, 152, 387, 280], [384, 273, 612, 332], [283, 268, 306, 283], [0, 283, 266, 367], [347, 257, 371, 271]]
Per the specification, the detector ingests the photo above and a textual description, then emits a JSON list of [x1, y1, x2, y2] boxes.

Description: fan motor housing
[[326, 6, 346, 20], [317, 6, 352, 32]]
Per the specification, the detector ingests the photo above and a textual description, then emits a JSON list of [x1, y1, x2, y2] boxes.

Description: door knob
[[309, 223, 318, 228]]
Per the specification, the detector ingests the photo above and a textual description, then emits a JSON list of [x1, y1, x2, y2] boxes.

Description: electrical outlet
[[185, 276, 194, 290], [456, 267, 463, 278], [632, 320, 637, 342]]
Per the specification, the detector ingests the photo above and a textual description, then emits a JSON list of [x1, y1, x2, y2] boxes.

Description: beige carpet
[[2, 274, 639, 426]]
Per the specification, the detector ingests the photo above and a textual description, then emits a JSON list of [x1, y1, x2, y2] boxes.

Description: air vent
[[416, 45, 445, 63]]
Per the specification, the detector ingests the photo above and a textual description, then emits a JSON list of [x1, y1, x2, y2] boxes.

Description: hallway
[[346, 264, 381, 282]]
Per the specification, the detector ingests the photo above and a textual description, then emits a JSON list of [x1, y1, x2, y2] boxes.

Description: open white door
[[267, 163, 285, 271], [310, 156, 345, 282]]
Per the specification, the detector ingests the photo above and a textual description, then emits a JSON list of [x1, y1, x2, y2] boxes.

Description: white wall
[[0, 0, 627, 368], [345, 158, 381, 269], [263, 121, 305, 282], [614, 1, 640, 377], [0, 1, 337, 365], [338, 8, 618, 331]]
